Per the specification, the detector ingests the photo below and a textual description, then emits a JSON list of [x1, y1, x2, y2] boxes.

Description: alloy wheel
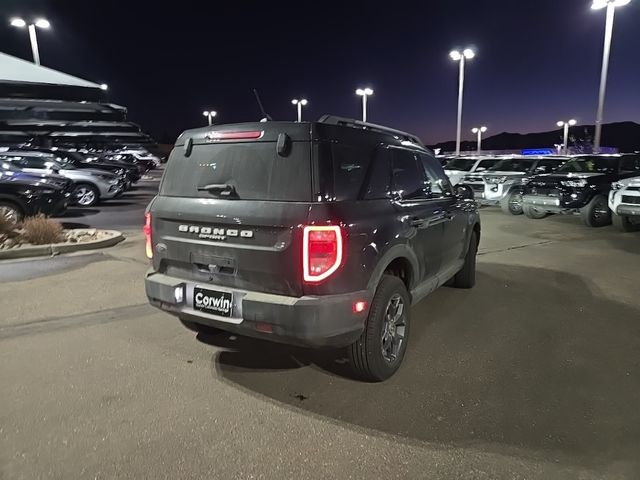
[[509, 193, 523, 214], [381, 294, 407, 363], [74, 186, 97, 206], [0, 205, 20, 225], [593, 200, 609, 220]]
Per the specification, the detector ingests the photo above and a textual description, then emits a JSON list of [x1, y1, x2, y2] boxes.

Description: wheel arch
[[0, 195, 27, 215], [366, 244, 419, 293], [472, 222, 481, 246], [73, 181, 102, 200]]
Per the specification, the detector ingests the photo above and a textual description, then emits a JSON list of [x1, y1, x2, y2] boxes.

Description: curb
[[0, 230, 125, 260]]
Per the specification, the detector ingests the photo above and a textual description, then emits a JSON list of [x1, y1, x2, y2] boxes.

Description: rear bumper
[[145, 271, 370, 348]]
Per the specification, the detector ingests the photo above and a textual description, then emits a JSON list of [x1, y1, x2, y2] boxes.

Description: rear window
[[160, 142, 311, 201]]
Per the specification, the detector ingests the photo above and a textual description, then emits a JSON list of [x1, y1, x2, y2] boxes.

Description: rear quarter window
[[330, 144, 371, 201]]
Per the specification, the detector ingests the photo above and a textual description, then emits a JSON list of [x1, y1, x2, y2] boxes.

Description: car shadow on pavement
[[201, 263, 640, 471], [98, 201, 139, 208], [604, 233, 640, 255], [58, 208, 100, 218]]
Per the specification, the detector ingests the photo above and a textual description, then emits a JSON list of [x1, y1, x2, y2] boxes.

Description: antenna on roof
[[253, 89, 272, 122]]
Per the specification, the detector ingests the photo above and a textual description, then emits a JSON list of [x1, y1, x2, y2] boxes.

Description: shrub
[[19, 215, 64, 245]]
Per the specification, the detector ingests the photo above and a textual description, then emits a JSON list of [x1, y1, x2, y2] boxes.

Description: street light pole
[[450, 48, 475, 156], [355, 88, 374, 122], [10, 18, 50, 65], [471, 126, 487, 153], [557, 119, 577, 155], [291, 99, 308, 122], [27, 24, 40, 65], [202, 110, 217, 126], [591, 0, 632, 152]]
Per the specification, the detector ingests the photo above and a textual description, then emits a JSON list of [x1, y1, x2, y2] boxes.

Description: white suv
[[609, 176, 640, 232], [443, 157, 499, 186]]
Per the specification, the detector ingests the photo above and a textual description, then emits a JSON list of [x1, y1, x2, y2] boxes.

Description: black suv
[[144, 117, 480, 381], [521, 154, 640, 227], [0, 169, 73, 223]]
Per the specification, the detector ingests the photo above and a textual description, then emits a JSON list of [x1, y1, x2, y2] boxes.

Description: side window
[[363, 147, 391, 200], [535, 159, 565, 174], [391, 149, 429, 201], [17, 157, 32, 168], [419, 154, 453, 198], [3, 156, 26, 168], [620, 156, 640, 173], [475, 159, 499, 172], [23, 157, 45, 169], [331, 143, 370, 201]]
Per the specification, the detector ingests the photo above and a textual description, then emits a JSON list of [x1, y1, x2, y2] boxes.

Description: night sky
[[2, 0, 639, 144]]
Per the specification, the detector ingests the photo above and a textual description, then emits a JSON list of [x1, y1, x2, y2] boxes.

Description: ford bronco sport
[[144, 116, 480, 381]]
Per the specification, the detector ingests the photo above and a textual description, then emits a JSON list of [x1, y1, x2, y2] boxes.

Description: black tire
[[0, 201, 24, 225], [580, 194, 611, 228], [72, 183, 100, 207], [179, 318, 221, 335], [612, 213, 640, 232], [523, 204, 548, 220], [501, 191, 524, 215], [452, 231, 477, 289], [348, 275, 411, 382]]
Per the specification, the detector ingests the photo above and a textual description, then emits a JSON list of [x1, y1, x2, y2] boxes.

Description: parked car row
[[441, 153, 640, 232], [0, 147, 159, 224]]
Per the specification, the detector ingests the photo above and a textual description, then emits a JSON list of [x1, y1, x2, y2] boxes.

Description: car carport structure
[[0, 51, 155, 150]]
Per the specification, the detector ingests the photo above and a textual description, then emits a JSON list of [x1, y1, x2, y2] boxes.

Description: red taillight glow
[[353, 301, 368, 313], [144, 213, 153, 259], [303, 225, 344, 283], [206, 130, 263, 141]]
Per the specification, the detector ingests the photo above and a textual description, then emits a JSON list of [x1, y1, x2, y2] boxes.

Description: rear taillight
[[144, 212, 153, 259], [303, 226, 344, 283]]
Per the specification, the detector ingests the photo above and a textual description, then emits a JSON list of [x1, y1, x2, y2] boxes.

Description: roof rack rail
[[318, 115, 425, 148]]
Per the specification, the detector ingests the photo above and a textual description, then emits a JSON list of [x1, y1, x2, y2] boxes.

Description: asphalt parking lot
[[56, 167, 164, 231], [1, 206, 639, 479]]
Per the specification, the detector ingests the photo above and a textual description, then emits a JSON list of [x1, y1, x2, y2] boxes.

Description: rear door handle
[[410, 217, 425, 227]]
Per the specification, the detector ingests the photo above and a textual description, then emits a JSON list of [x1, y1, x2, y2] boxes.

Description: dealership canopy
[[0, 51, 102, 89]]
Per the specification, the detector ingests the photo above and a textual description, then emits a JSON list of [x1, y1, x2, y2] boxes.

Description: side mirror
[[454, 184, 474, 200]]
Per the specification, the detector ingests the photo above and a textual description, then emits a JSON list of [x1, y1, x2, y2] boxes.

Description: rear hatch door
[[151, 122, 313, 297]]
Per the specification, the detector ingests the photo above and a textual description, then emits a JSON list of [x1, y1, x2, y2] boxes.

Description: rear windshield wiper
[[197, 183, 238, 198]]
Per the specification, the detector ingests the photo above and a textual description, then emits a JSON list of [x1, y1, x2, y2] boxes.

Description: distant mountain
[[430, 121, 640, 153]]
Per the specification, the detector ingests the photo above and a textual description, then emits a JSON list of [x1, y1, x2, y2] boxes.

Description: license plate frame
[[193, 286, 233, 317]]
